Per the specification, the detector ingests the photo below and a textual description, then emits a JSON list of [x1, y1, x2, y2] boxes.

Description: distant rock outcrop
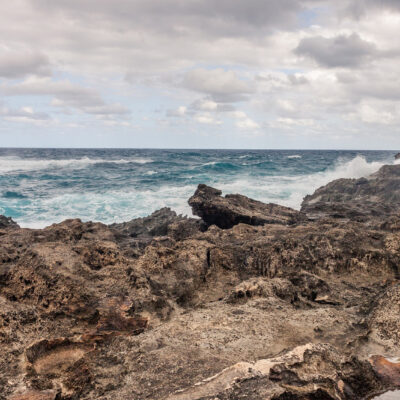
[[0, 215, 19, 229], [189, 184, 306, 229], [301, 163, 400, 221]]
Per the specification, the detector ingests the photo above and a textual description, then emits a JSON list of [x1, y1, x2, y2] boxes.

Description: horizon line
[[0, 147, 399, 152]]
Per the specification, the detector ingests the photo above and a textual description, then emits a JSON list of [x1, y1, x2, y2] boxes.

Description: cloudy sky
[[0, 0, 399, 149]]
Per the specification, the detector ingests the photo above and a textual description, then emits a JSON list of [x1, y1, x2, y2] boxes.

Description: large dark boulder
[[188, 184, 306, 229]]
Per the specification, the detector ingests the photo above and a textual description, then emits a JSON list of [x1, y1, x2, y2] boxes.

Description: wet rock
[[189, 184, 306, 229]]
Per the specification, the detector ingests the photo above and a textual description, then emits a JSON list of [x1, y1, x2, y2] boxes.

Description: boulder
[[189, 184, 306, 229]]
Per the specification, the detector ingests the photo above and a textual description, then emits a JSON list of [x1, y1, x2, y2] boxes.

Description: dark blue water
[[0, 148, 397, 227]]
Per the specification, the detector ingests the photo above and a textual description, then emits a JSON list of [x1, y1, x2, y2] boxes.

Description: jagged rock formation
[[0, 215, 19, 229], [2, 163, 400, 399], [301, 164, 400, 221], [189, 184, 306, 229]]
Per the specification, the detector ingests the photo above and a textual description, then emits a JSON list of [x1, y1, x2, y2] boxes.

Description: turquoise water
[[0, 148, 398, 228]]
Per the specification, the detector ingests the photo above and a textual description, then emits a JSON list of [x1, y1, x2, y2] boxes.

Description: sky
[[0, 0, 399, 149]]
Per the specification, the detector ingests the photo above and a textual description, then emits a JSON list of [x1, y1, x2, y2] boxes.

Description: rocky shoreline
[[1, 162, 400, 399]]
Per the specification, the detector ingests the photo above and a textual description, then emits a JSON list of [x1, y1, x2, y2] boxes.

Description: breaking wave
[[0, 156, 153, 173]]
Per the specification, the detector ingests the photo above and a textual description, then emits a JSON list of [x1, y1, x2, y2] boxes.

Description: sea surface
[[0, 148, 398, 228]]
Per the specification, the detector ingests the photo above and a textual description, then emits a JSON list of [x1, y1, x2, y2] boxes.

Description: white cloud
[[194, 113, 222, 125], [275, 117, 316, 128], [350, 103, 397, 125], [231, 111, 260, 130], [236, 118, 260, 130]]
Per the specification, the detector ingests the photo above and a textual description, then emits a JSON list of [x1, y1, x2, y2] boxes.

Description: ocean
[[0, 148, 398, 228]]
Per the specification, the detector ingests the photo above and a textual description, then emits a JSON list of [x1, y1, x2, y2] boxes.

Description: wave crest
[[0, 156, 153, 173]]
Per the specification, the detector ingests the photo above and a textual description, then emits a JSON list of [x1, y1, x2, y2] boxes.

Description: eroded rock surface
[[1, 163, 400, 399]]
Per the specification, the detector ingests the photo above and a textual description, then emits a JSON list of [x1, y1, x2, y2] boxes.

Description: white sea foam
[[287, 155, 302, 159], [15, 185, 195, 228], [0, 156, 153, 173], [201, 161, 218, 166]]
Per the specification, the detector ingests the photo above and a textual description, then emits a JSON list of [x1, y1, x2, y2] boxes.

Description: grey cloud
[[0, 106, 50, 123], [288, 74, 309, 85], [0, 51, 51, 78], [3, 79, 130, 117], [82, 104, 130, 116], [33, 0, 305, 36], [345, 0, 400, 18], [183, 69, 253, 102], [295, 33, 376, 67], [0, 1, 329, 78], [337, 71, 400, 101]]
